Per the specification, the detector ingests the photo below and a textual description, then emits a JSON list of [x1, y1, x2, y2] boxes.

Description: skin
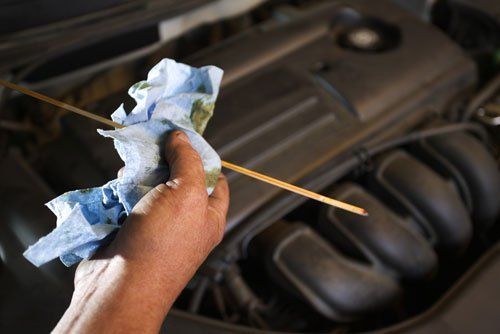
[[53, 130, 230, 333]]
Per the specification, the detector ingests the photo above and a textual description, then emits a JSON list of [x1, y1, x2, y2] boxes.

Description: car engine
[[1, 0, 500, 332]]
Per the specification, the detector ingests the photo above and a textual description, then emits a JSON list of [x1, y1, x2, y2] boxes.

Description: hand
[[54, 130, 229, 333], [106, 129, 229, 272]]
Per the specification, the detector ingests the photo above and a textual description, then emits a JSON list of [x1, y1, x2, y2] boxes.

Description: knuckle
[[152, 184, 170, 203], [155, 183, 169, 194]]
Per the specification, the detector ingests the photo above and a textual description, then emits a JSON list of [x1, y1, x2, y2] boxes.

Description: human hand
[[105, 129, 229, 274], [54, 130, 229, 333]]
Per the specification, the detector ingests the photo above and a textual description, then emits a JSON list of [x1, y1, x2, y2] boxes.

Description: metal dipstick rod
[[0, 79, 368, 216]]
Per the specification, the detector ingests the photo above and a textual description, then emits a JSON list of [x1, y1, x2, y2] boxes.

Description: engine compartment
[[1, 0, 500, 332]]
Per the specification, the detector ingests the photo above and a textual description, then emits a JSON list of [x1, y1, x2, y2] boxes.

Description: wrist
[[59, 255, 173, 333]]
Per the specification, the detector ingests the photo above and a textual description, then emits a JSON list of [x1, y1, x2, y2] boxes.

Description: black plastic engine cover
[[249, 221, 400, 321], [186, 0, 476, 231], [372, 150, 472, 255], [318, 183, 437, 281]]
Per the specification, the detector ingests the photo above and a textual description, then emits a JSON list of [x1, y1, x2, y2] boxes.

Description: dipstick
[[0, 79, 368, 216]]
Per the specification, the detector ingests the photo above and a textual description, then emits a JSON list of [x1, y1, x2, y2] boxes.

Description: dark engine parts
[[245, 130, 500, 326]]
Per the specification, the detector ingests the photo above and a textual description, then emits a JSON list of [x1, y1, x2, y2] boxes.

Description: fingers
[[207, 174, 230, 244], [164, 131, 206, 191]]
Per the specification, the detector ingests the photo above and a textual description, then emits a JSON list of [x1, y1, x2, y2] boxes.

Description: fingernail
[[175, 131, 190, 143]]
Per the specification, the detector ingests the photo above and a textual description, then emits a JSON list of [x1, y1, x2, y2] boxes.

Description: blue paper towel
[[23, 58, 223, 266]]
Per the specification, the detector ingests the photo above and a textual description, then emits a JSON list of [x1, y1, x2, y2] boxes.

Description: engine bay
[[1, 0, 500, 332]]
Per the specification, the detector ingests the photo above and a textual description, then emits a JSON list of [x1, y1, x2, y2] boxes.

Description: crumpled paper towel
[[23, 58, 223, 267]]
